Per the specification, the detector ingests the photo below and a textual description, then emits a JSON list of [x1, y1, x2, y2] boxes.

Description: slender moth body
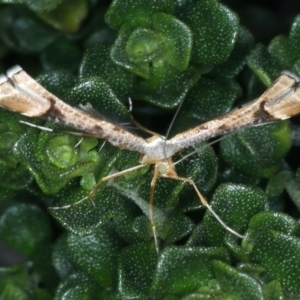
[[1, 66, 300, 252]]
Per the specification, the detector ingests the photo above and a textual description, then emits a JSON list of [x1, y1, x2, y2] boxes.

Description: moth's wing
[[0, 68, 50, 117], [264, 72, 300, 119]]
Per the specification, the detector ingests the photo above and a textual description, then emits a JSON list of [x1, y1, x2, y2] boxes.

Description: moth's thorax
[[140, 136, 177, 177], [140, 135, 177, 164]]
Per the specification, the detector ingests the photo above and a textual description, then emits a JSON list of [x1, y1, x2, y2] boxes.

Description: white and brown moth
[[1, 65, 300, 251]]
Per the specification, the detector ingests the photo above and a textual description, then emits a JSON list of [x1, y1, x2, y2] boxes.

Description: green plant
[[0, 0, 300, 299]]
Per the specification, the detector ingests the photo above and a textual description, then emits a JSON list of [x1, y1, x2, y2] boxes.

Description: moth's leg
[[19, 120, 98, 138], [50, 164, 147, 210], [127, 98, 165, 138], [164, 175, 247, 240], [149, 163, 160, 253]]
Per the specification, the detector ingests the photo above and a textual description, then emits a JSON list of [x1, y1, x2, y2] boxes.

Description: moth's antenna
[[163, 96, 186, 159]]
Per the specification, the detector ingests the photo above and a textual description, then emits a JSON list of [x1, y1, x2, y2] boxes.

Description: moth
[[1, 65, 300, 251]]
